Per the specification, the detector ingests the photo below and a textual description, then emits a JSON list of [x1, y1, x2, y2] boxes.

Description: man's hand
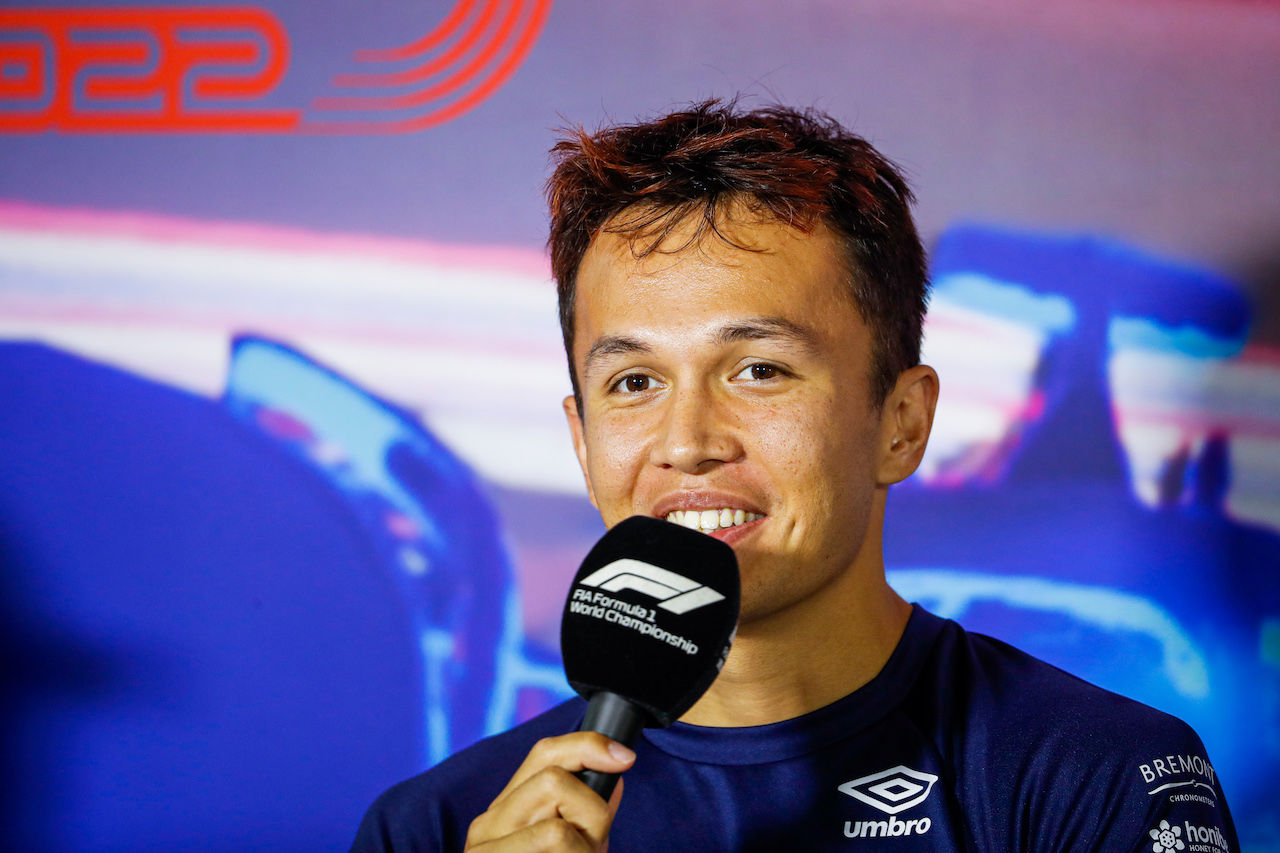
[[464, 732, 635, 851]]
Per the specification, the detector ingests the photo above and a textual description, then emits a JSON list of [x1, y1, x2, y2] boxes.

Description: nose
[[649, 382, 743, 474]]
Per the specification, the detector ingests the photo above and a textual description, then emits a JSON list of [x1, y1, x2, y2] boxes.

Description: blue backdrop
[[2, 1, 1279, 850]]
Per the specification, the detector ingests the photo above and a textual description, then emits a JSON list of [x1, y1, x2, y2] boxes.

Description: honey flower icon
[[1149, 820, 1185, 852]]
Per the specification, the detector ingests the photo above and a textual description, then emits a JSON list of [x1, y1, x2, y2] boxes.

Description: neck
[[678, 497, 911, 728]]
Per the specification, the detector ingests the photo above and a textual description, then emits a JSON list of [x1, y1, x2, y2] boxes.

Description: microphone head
[[561, 515, 740, 727]]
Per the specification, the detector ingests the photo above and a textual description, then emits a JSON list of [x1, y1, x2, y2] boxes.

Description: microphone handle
[[575, 691, 648, 800]]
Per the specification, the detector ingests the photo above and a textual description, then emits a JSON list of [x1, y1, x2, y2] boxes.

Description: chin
[[734, 577, 811, 627]]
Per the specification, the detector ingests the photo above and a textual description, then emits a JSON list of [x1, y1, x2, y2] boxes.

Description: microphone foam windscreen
[[561, 515, 740, 727]]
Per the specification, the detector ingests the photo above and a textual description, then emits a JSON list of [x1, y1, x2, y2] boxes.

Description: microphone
[[560, 515, 740, 800]]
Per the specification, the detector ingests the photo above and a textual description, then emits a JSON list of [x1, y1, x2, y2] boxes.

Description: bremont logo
[[578, 559, 725, 614]]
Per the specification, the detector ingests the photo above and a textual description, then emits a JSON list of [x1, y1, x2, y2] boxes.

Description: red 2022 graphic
[[0, 0, 553, 134]]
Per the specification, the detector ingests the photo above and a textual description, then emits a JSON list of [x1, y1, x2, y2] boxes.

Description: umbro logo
[[578, 559, 725, 614], [839, 766, 939, 815]]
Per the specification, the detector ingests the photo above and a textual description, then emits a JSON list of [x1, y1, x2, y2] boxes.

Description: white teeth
[[664, 508, 763, 533]]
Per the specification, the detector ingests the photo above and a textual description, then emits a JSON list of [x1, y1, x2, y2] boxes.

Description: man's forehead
[[569, 204, 865, 376], [577, 229, 846, 325]]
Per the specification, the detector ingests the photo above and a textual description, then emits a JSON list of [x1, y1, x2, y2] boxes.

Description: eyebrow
[[583, 335, 653, 378], [713, 317, 822, 355], [582, 317, 820, 379]]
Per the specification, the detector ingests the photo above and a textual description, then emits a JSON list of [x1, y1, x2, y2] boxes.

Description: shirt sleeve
[[979, 682, 1239, 853], [347, 775, 458, 853], [1111, 738, 1238, 853], [1069, 718, 1239, 853]]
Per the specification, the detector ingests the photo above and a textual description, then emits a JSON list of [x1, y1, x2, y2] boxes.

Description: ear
[[876, 365, 939, 486], [563, 395, 599, 508]]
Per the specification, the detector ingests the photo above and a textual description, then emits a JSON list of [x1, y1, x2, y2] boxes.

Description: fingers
[[464, 734, 634, 852], [495, 733, 635, 801], [471, 764, 614, 847], [467, 817, 597, 852]]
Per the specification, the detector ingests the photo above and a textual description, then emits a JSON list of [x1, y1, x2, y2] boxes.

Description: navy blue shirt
[[351, 606, 1236, 852]]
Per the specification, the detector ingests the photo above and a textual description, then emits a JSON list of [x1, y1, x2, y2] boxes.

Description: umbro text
[[844, 816, 932, 838]]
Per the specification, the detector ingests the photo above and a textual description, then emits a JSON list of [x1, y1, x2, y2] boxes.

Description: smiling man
[[351, 102, 1235, 852]]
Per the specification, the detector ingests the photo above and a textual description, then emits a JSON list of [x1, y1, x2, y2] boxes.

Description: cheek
[[753, 391, 859, 466], [747, 394, 879, 518], [584, 417, 652, 507]]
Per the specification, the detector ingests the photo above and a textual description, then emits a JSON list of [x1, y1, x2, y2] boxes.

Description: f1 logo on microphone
[[579, 559, 725, 614]]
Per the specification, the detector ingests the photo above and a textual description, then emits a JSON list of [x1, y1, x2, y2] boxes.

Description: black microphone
[[560, 515, 740, 800]]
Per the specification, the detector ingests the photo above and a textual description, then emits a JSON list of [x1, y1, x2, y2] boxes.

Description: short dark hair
[[546, 99, 927, 411]]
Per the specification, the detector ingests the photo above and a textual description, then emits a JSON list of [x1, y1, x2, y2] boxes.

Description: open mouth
[[664, 509, 763, 535]]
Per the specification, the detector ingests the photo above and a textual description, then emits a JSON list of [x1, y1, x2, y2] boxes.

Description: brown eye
[[750, 364, 778, 380], [622, 375, 651, 392]]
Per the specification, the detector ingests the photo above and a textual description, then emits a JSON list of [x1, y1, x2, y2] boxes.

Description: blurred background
[[1, 0, 1278, 849]]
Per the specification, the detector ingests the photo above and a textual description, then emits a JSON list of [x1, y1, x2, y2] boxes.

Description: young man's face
[[564, 210, 899, 624]]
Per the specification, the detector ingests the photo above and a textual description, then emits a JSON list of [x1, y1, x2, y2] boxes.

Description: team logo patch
[[838, 765, 939, 815], [1149, 819, 1185, 852]]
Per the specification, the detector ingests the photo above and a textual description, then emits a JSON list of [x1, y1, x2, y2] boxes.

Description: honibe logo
[[579, 559, 725, 614]]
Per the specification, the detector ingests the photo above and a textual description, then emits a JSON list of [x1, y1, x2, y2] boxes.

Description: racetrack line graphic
[[304, 0, 554, 134]]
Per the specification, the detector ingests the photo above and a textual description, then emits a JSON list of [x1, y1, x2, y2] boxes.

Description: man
[[351, 101, 1235, 852]]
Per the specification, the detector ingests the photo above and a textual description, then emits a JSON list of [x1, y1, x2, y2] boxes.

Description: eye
[[733, 363, 784, 381], [612, 373, 657, 394]]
